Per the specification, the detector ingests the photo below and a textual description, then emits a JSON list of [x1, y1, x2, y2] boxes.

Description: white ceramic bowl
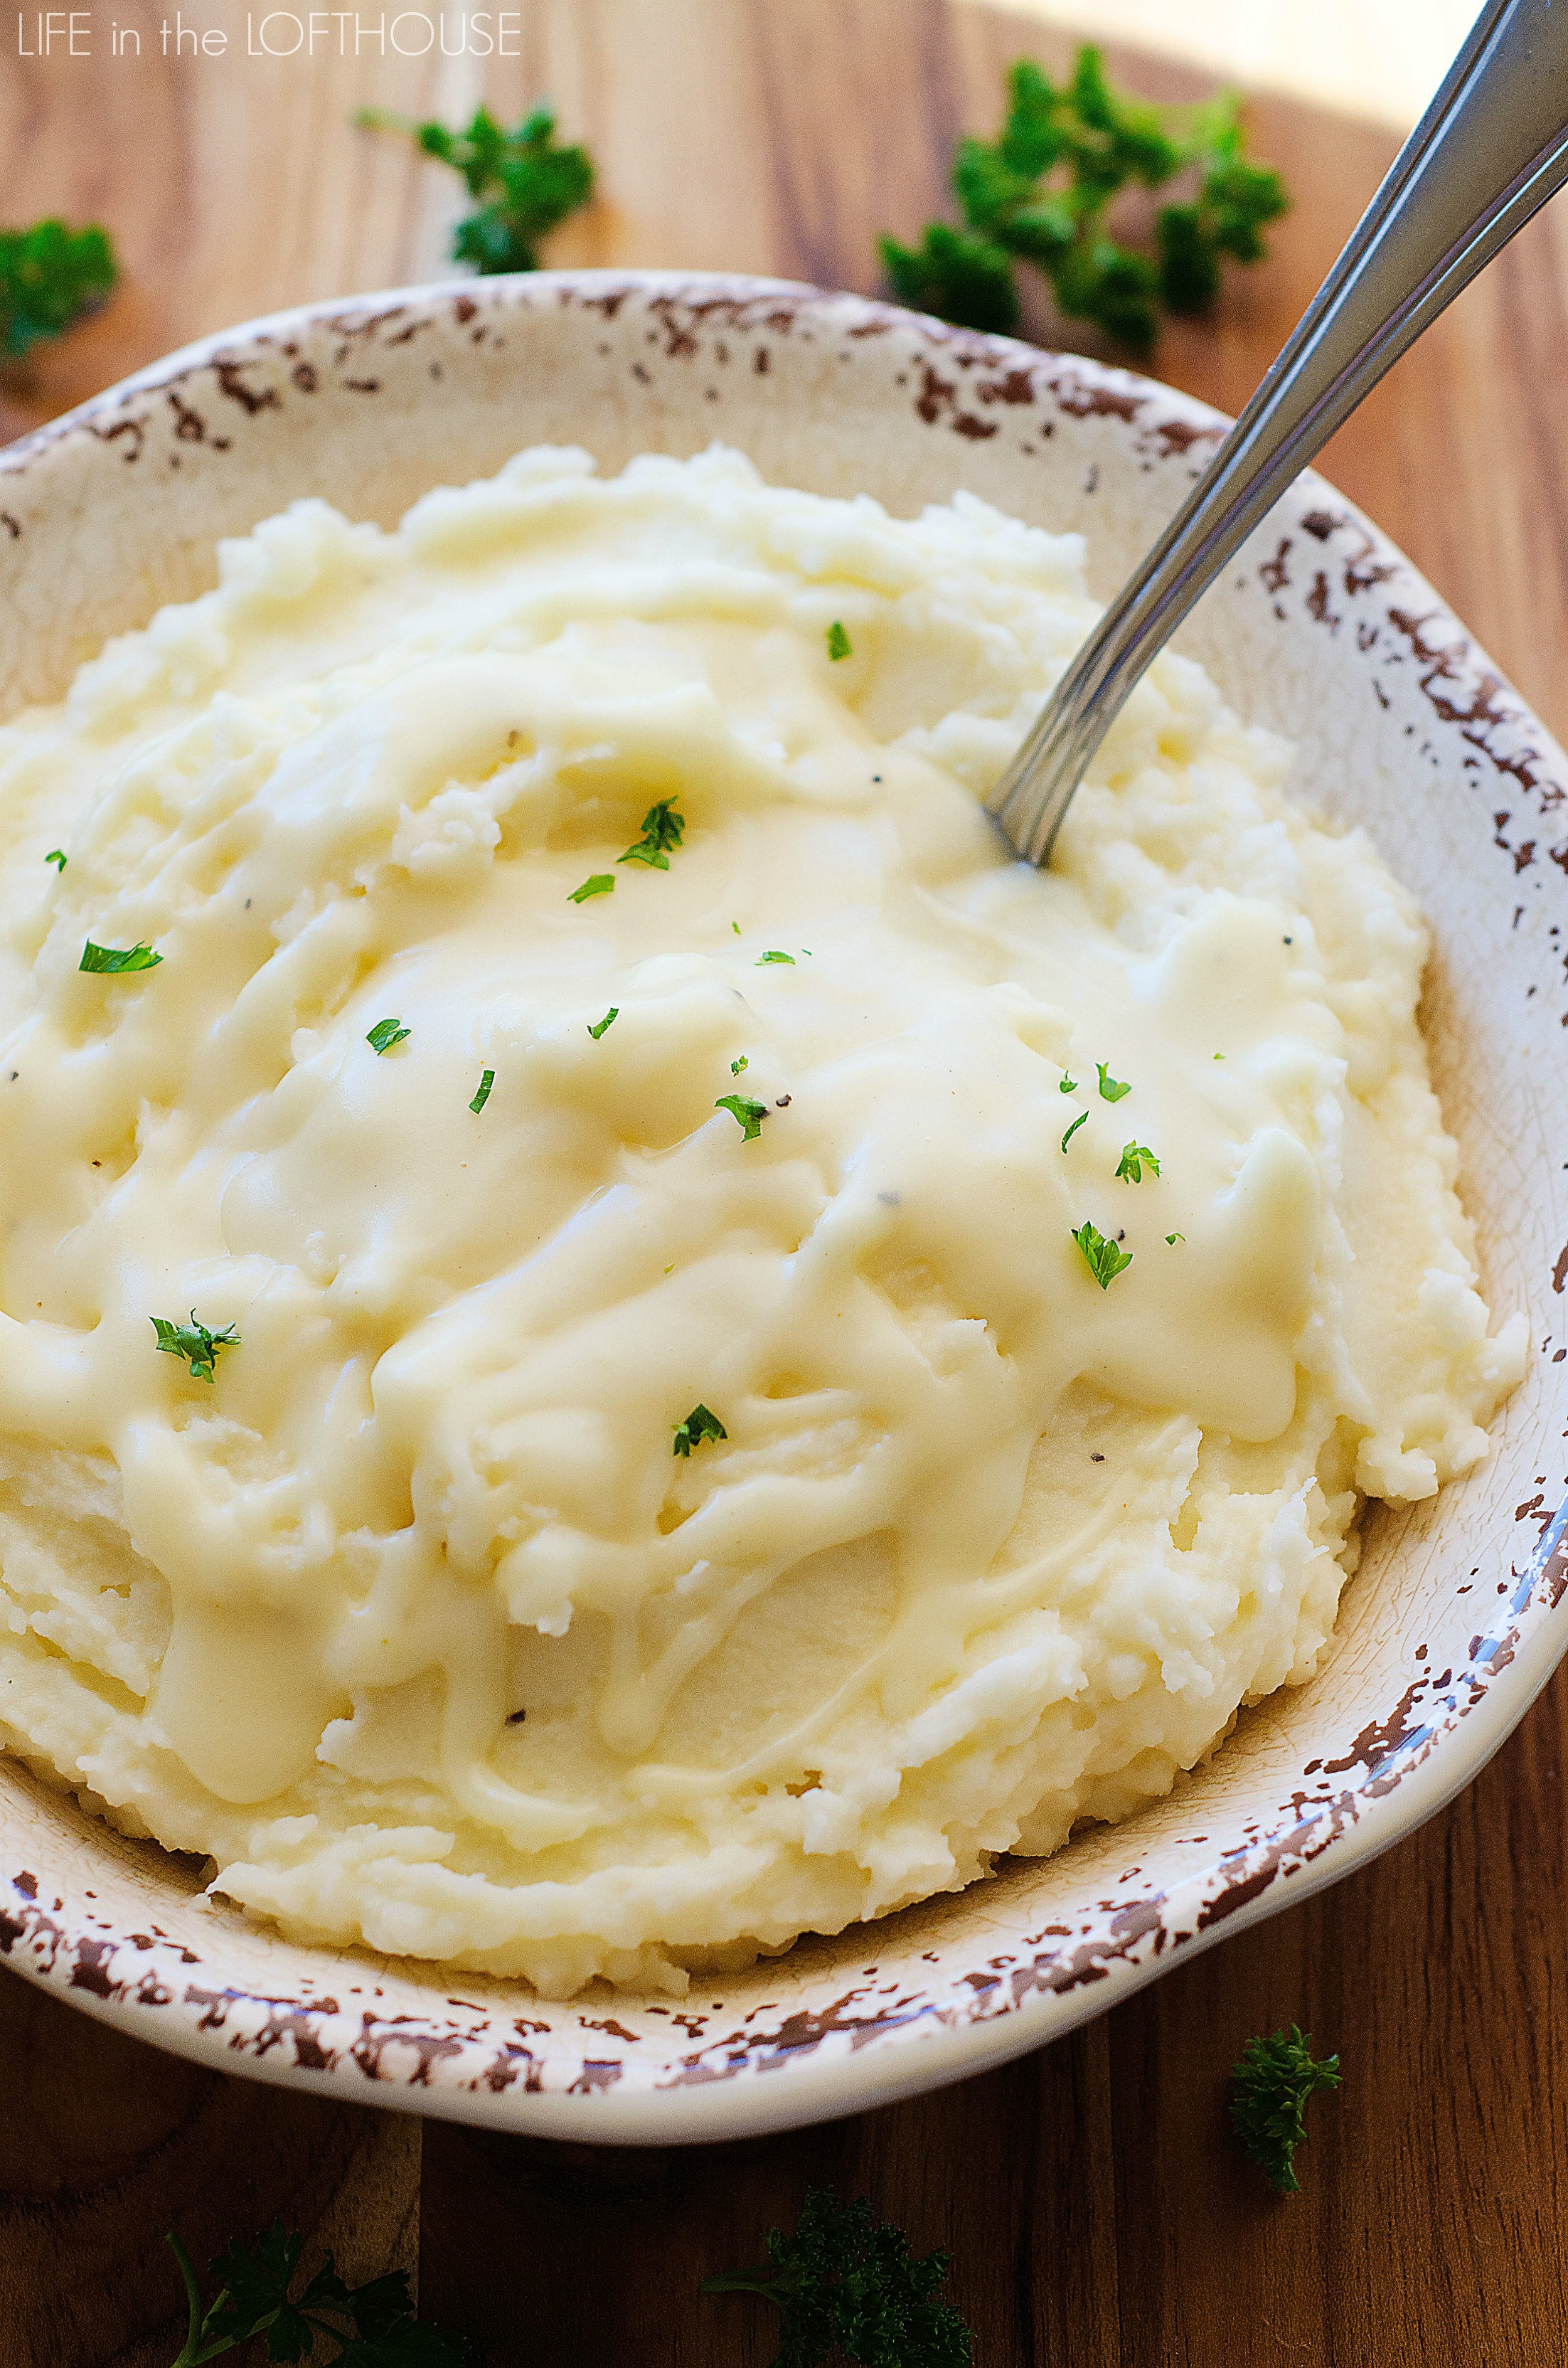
[[1, 272, 1564, 2143]]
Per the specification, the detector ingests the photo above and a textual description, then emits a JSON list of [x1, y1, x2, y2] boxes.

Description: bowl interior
[[2, 275, 1564, 2142]]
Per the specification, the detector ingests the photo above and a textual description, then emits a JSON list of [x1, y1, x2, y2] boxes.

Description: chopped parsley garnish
[[1166, 1231, 1185, 1244], [673, 1403, 727, 1458], [353, 102, 593, 276], [826, 620, 853, 662], [757, 950, 796, 966], [2, 218, 117, 361], [1096, 1061, 1131, 1102], [1230, 2026, 1340, 2194], [1059, 1073, 1077, 1093], [731, 1054, 749, 1074], [703, 2188, 973, 2368], [80, 940, 161, 975], [366, 1016, 410, 1054], [1060, 1109, 1087, 1154], [45, 849, 66, 871], [878, 49, 1286, 351], [1115, 1140, 1160, 1182], [587, 1007, 619, 1039], [569, 873, 615, 903], [1072, 1218, 1133, 1288], [469, 1068, 494, 1113], [163, 2218, 469, 2367], [151, 1311, 239, 1384], [716, 1093, 768, 1141], [619, 799, 686, 869]]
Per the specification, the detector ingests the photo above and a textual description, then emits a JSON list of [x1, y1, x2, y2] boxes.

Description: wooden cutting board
[[5, 5, 1568, 2361]]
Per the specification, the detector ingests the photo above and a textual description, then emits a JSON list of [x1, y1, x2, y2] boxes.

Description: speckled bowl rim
[[1, 271, 1565, 2144]]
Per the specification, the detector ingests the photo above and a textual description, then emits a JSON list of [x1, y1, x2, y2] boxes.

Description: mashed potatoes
[[0, 447, 1525, 1993]]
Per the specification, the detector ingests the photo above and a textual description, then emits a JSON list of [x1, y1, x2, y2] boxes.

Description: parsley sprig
[[1230, 2026, 1341, 2194], [354, 103, 593, 275], [164, 2221, 468, 2367], [703, 2189, 972, 2368], [619, 798, 686, 869], [1, 218, 117, 361], [1114, 1140, 1160, 1182], [151, 1312, 240, 1384], [880, 49, 1285, 349]]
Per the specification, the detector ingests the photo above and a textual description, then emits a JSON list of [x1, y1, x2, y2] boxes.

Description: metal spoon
[[988, 0, 1568, 867]]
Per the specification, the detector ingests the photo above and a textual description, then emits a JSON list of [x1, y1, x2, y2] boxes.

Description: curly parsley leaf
[[1071, 1218, 1132, 1289], [881, 48, 1285, 350], [1114, 1140, 1160, 1182], [366, 1016, 410, 1054], [1096, 1061, 1131, 1103], [673, 1403, 727, 1458], [151, 1312, 240, 1385], [1230, 2026, 1340, 2194], [569, 873, 615, 903], [878, 221, 1019, 336], [619, 799, 686, 869], [80, 940, 160, 974], [164, 2222, 469, 2367], [715, 1093, 768, 1142], [1, 218, 117, 361], [703, 2188, 973, 2368], [355, 103, 593, 275]]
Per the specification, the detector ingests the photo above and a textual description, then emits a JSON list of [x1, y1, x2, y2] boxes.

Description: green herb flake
[[757, 950, 796, 966], [1096, 1061, 1131, 1103], [1, 218, 117, 361], [151, 1311, 239, 1385], [619, 799, 686, 869], [1115, 1140, 1160, 1182], [587, 1007, 619, 1040], [826, 620, 853, 662], [80, 940, 161, 975], [732, 920, 742, 935], [1072, 1218, 1133, 1290], [1230, 2025, 1340, 2194], [366, 1016, 410, 1054], [730, 1054, 749, 1075], [45, 849, 66, 871], [1060, 1109, 1088, 1154], [163, 2216, 469, 2368], [354, 102, 593, 277], [672, 1402, 727, 1458], [569, 873, 615, 903], [1059, 1073, 1077, 1093], [715, 1093, 768, 1142], [469, 1068, 495, 1113], [703, 2187, 973, 2368], [1166, 1231, 1185, 1244]]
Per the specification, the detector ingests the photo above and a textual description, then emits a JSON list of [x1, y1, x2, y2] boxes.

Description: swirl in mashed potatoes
[[0, 447, 1525, 1993]]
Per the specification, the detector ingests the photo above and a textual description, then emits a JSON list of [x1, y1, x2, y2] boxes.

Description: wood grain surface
[[4, 5, 1568, 2362]]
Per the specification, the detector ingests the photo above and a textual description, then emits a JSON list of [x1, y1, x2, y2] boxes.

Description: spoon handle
[[988, 0, 1568, 867]]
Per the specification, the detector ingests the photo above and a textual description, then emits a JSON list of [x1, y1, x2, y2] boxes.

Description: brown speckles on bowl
[[1, 272, 1567, 2143]]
